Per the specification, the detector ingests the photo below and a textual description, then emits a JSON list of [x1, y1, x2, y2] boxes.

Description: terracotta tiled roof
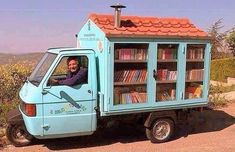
[[89, 13, 209, 39]]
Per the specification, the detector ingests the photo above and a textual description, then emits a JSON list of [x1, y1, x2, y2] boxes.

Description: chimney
[[110, 4, 126, 28]]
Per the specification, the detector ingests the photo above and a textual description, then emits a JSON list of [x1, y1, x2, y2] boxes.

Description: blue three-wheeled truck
[[6, 5, 211, 146]]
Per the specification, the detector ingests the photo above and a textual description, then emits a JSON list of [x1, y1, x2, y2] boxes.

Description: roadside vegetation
[[207, 19, 235, 107], [0, 62, 33, 126], [208, 85, 229, 108]]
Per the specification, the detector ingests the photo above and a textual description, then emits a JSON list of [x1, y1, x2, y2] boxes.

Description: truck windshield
[[28, 53, 57, 86]]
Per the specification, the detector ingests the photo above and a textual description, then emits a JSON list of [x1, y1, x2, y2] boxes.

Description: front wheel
[[6, 123, 33, 147], [146, 118, 174, 143]]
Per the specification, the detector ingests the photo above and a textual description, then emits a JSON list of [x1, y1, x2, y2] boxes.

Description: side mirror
[[46, 79, 54, 88], [23, 77, 28, 83]]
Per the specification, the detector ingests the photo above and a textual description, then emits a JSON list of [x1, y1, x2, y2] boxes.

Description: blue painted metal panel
[[40, 51, 97, 137], [203, 43, 212, 100], [109, 38, 210, 44], [105, 101, 208, 116], [21, 107, 44, 136], [19, 80, 44, 136], [147, 42, 157, 106], [77, 19, 109, 114], [178, 43, 187, 100]]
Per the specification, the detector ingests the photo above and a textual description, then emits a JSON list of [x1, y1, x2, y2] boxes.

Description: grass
[[208, 84, 230, 108], [210, 84, 235, 93]]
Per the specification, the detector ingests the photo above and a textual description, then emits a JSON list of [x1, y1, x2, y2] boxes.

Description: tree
[[208, 19, 225, 59], [226, 29, 235, 56]]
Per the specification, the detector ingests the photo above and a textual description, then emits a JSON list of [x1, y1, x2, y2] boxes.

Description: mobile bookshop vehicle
[[6, 5, 211, 147]]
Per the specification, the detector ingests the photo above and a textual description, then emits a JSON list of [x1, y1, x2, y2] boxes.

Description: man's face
[[68, 59, 78, 73]]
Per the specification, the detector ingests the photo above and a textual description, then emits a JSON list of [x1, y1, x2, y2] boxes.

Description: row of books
[[114, 91, 147, 105], [157, 48, 177, 59], [186, 69, 204, 80], [115, 48, 148, 60], [156, 89, 176, 101], [185, 83, 203, 99], [187, 47, 204, 59], [156, 69, 177, 81], [114, 69, 147, 83]]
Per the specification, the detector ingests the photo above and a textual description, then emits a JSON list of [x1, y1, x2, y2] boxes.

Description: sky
[[0, 0, 235, 54]]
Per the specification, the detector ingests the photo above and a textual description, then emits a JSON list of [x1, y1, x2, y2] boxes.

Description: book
[[115, 69, 147, 83], [187, 46, 204, 59], [116, 48, 147, 60], [186, 69, 204, 80], [185, 83, 202, 99], [158, 47, 177, 59]]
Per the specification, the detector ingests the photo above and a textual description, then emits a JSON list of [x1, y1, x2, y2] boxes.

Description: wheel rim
[[153, 120, 171, 140], [12, 125, 30, 143]]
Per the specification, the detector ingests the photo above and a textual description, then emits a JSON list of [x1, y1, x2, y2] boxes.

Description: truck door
[[42, 52, 97, 137]]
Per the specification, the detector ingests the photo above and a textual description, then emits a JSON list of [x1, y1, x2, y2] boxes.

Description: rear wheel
[[6, 123, 33, 147], [146, 118, 174, 143]]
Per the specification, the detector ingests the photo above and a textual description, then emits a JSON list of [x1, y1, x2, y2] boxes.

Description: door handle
[[42, 124, 50, 131], [153, 69, 157, 80], [88, 90, 92, 94], [42, 89, 49, 95]]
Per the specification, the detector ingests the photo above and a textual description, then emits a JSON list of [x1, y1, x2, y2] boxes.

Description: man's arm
[[58, 68, 87, 86]]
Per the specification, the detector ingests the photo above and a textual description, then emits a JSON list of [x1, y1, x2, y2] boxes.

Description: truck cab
[[7, 48, 98, 146]]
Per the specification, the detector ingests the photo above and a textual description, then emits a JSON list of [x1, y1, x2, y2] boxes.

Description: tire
[[146, 118, 174, 143], [6, 123, 33, 147]]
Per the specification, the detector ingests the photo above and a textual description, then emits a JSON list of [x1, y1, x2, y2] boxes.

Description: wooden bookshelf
[[114, 82, 147, 86], [156, 80, 177, 84], [186, 80, 203, 82], [186, 59, 204, 62], [114, 43, 148, 105], [157, 59, 177, 63], [115, 60, 147, 63], [156, 44, 178, 102], [185, 44, 205, 99]]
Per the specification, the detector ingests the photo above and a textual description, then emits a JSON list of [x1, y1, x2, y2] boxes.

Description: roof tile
[[89, 13, 208, 38]]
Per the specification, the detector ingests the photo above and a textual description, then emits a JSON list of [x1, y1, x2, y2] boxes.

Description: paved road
[[3, 102, 235, 152]]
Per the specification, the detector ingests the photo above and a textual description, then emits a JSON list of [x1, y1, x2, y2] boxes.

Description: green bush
[[0, 62, 33, 125], [210, 57, 235, 82], [0, 100, 19, 126], [209, 84, 229, 108]]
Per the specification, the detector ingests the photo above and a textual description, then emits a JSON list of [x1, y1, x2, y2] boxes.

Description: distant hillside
[[0, 53, 44, 65]]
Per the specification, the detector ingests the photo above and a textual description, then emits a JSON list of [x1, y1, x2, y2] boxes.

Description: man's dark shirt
[[58, 67, 87, 86]]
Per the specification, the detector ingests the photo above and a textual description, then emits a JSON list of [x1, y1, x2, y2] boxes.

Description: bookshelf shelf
[[157, 59, 177, 63], [186, 59, 204, 62], [185, 80, 203, 82], [156, 80, 177, 84], [114, 82, 147, 86], [115, 60, 147, 63]]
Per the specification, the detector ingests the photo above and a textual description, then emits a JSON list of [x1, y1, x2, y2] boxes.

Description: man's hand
[[49, 78, 59, 85]]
